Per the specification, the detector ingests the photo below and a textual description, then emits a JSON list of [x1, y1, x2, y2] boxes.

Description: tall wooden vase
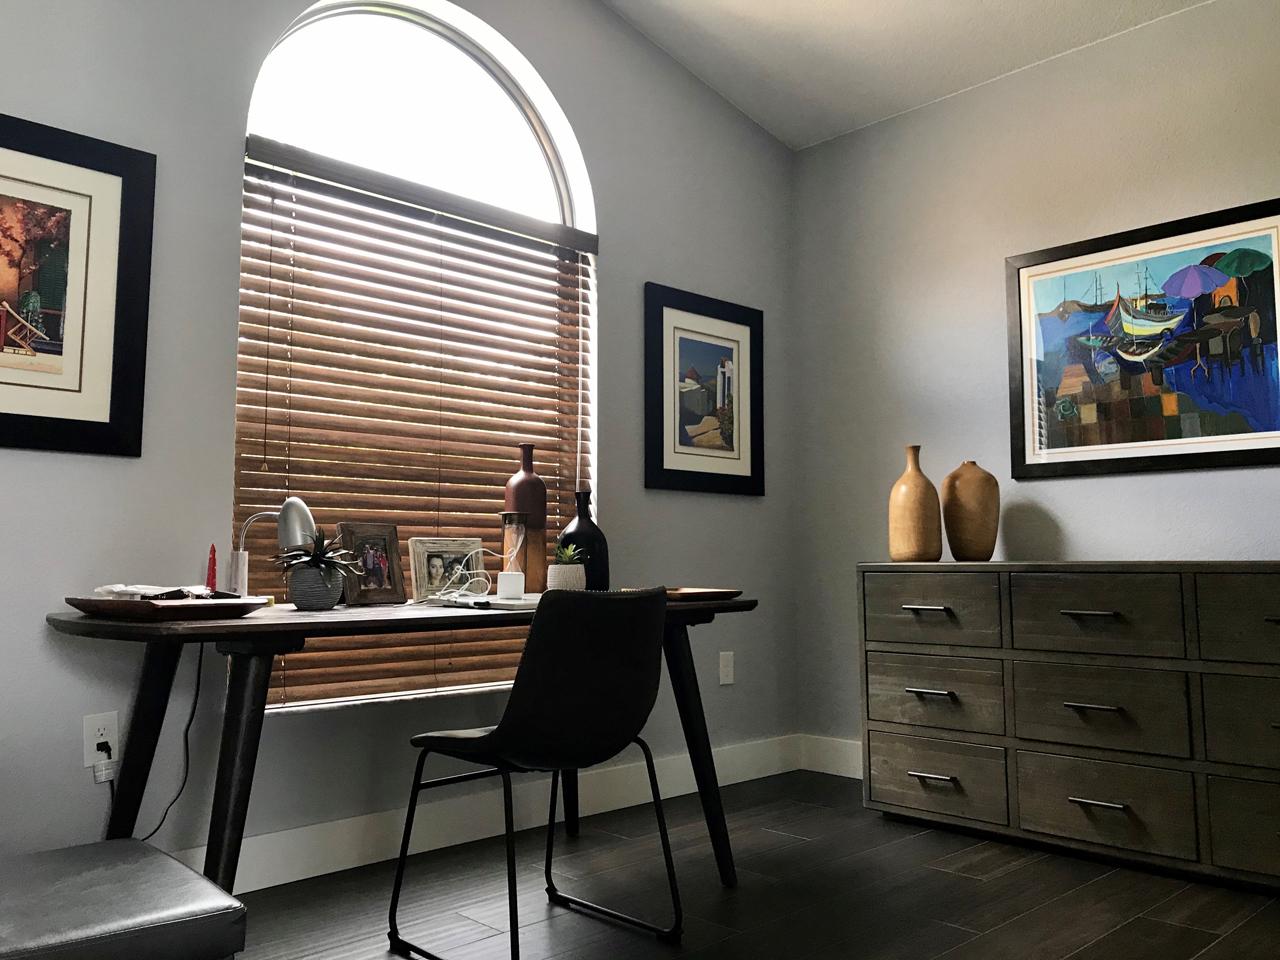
[[505, 442, 547, 592], [888, 444, 942, 562], [941, 460, 1000, 561]]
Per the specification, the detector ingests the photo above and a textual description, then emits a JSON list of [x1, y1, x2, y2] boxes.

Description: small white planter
[[545, 564, 587, 591]]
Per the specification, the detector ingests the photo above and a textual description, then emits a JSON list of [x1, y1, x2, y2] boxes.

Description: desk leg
[[663, 623, 736, 888], [107, 641, 183, 839], [562, 770, 580, 837], [204, 652, 273, 891]]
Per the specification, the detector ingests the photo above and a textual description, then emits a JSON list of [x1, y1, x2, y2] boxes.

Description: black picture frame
[[0, 114, 156, 457], [1008, 196, 1280, 480], [644, 282, 764, 495]]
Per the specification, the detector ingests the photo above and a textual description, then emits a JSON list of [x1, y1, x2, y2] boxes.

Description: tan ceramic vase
[[941, 460, 1000, 561], [888, 445, 942, 562]]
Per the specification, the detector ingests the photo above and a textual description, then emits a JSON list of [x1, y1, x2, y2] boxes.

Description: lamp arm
[[238, 511, 280, 552]]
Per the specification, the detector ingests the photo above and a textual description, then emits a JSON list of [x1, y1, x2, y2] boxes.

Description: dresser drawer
[[864, 573, 1001, 648], [867, 652, 1004, 734], [1010, 573, 1184, 658], [1198, 574, 1280, 664], [1013, 661, 1190, 757], [1203, 675, 1280, 769], [1017, 752, 1197, 860], [1208, 776, 1280, 876], [868, 731, 1007, 824]]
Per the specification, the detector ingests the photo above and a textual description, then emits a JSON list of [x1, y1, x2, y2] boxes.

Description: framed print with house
[[0, 114, 155, 456], [644, 282, 764, 495], [1008, 197, 1280, 479]]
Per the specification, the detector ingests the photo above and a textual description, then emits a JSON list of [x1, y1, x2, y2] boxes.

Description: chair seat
[[0, 839, 245, 960]]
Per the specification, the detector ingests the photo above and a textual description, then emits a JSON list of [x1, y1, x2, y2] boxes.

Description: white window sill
[[265, 679, 514, 716]]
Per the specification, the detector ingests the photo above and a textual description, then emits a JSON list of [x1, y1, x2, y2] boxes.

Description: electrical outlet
[[719, 651, 734, 685], [83, 711, 118, 767]]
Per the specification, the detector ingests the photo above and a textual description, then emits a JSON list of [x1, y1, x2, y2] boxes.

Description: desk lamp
[[227, 496, 318, 596]]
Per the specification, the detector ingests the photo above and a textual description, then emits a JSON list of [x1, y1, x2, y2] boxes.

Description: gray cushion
[[0, 839, 245, 959]]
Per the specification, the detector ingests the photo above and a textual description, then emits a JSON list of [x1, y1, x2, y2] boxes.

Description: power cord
[[141, 642, 205, 841]]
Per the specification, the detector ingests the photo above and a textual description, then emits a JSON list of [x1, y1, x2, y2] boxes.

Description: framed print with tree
[[0, 114, 155, 456], [644, 282, 764, 495], [336, 522, 406, 605], [1009, 197, 1280, 479]]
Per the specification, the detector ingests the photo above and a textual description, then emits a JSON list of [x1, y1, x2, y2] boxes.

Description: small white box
[[497, 571, 525, 600]]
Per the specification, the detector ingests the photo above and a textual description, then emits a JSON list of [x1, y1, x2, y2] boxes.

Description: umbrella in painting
[[1161, 263, 1229, 301], [1213, 247, 1273, 305]]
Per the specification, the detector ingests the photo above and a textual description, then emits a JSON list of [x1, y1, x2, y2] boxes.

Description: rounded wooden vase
[[888, 445, 942, 562], [941, 460, 1000, 561]]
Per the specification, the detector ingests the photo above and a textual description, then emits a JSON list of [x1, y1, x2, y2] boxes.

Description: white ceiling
[[602, 0, 1212, 149]]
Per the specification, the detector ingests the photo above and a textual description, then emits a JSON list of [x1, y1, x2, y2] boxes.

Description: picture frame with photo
[[644, 282, 764, 495], [336, 522, 406, 605], [408, 537, 484, 601]]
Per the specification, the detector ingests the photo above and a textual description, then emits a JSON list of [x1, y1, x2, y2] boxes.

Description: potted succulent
[[545, 543, 587, 591], [272, 527, 362, 611]]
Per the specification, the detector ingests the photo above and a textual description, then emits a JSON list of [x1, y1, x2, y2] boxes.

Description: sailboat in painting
[[1102, 287, 1187, 338]]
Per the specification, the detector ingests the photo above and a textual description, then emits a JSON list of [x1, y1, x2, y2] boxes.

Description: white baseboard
[[172, 733, 862, 894]]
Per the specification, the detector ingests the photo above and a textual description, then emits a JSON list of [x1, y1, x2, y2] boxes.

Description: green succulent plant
[[554, 543, 585, 565], [272, 528, 363, 580]]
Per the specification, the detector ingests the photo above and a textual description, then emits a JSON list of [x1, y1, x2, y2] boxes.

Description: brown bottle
[[941, 460, 999, 561], [505, 442, 547, 591], [888, 444, 942, 562]]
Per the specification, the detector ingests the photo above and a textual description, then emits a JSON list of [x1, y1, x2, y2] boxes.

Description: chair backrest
[[490, 587, 668, 771]]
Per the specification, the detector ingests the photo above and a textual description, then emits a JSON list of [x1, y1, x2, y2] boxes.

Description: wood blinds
[[234, 137, 595, 707]]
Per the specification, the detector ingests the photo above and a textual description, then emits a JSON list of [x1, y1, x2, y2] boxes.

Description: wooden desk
[[48, 597, 757, 892]]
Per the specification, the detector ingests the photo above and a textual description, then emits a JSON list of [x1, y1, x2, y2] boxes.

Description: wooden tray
[[666, 588, 743, 602], [64, 596, 271, 622]]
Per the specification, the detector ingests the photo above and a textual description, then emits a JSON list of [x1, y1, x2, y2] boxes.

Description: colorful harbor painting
[[1009, 202, 1280, 477]]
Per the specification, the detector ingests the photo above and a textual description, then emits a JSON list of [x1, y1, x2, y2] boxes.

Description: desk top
[[46, 596, 759, 642]]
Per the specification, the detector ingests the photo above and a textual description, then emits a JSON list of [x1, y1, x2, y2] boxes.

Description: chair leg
[[501, 771, 521, 960], [544, 739, 682, 943], [387, 750, 428, 959], [387, 754, 520, 960]]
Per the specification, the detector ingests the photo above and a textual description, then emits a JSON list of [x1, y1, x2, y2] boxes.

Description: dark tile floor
[[239, 772, 1277, 959]]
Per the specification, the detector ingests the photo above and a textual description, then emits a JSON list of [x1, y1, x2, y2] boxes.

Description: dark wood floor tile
[[924, 852, 1111, 934], [737, 817, 925, 880], [1067, 917, 1217, 960], [1190, 900, 1280, 960], [933, 869, 1187, 960], [759, 802, 888, 841], [1142, 883, 1274, 935], [800, 916, 976, 960], [929, 840, 1046, 880]]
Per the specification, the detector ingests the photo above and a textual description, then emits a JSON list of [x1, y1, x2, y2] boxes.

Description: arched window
[[233, 1, 596, 706]]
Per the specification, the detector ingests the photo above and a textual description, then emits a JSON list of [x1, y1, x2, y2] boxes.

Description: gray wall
[[0, 0, 797, 856], [791, 0, 1280, 740]]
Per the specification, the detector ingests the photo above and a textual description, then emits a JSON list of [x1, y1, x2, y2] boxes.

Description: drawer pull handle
[[1059, 609, 1119, 618], [908, 771, 957, 784], [901, 604, 950, 613], [1263, 616, 1280, 624], [905, 687, 956, 698], [1270, 722, 1280, 730], [1068, 796, 1128, 811], [1063, 701, 1124, 713]]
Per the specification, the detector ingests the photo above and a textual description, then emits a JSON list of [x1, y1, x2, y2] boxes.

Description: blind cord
[[141, 642, 205, 842]]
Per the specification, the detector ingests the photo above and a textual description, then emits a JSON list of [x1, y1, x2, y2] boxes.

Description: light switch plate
[[719, 651, 734, 685]]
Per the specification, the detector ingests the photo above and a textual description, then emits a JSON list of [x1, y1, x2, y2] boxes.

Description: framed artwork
[[644, 282, 764, 495], [0, 114, 155, 456], [1008, 197, 1280, 479], [408, 537, 484, 601], [336, 522, 406, 605]]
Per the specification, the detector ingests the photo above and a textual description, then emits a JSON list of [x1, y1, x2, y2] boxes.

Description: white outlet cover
[[719, 651, 734, 685], [83, 711, 119, 767]]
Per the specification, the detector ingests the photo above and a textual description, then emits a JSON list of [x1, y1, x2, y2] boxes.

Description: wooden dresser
[[858, 561, 1280, 885]]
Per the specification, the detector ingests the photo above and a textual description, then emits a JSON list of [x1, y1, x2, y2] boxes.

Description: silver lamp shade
[[277, 496, 318, 549]]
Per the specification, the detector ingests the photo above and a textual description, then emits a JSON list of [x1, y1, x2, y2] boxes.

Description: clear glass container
[[501, 511, 528, 573]]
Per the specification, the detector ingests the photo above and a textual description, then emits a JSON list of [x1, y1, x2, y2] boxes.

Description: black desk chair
[[386, 587, 681, 960]]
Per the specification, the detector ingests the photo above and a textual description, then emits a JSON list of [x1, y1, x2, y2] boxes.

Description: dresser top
[[857, 560, 1280, 573]]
